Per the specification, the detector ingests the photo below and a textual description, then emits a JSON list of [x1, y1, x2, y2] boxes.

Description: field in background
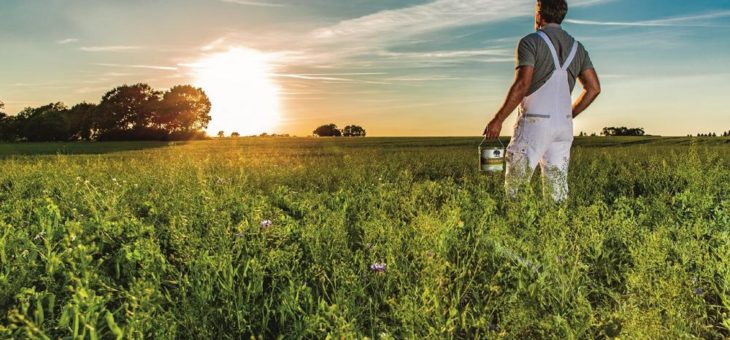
[[1, 137, 729, 338]]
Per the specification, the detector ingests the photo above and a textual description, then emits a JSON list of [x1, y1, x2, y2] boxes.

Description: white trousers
[[505, 114, 573, 202]]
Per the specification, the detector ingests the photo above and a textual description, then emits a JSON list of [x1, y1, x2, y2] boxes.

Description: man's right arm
[[572, 68, 601, 118]]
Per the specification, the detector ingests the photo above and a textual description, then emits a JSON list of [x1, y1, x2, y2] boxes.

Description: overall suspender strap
[[537, 31, 581, 71], [562, 41, 579, 71], [537, 31, 560, 70]]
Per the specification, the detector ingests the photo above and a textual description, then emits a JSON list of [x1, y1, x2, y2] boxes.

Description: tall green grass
[[0, 138, 728, 338]]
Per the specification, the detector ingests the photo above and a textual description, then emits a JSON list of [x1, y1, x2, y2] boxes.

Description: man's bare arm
[[483, 66, 534, 138], [572, 68, 601, 118]]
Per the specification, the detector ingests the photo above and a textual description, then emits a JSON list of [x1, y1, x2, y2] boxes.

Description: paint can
[[479, 137, 506, 172]]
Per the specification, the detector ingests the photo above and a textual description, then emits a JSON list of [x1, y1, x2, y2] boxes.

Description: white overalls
[[505, 31, 579, 202]]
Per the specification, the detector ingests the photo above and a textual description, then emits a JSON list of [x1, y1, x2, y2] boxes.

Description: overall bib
[[505, 31, 578, 202]]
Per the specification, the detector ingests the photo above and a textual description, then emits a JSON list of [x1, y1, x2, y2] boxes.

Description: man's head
[[535, 0, 568, 30]]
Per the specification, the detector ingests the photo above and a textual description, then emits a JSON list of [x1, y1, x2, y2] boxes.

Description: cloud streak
[[220, 0, 285, 7], [311, 0, 607, 43], [57, 38, 79, 45], [97, 63, 178, 71], [81, 46, 141, 52], [565, 10, 730, 27]]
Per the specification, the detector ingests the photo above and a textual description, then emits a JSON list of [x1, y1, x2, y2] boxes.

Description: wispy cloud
[[81, 46, 142, 52], [565, 10, 730, 27], [378, 49, 510, 59], [266, 0, 606, 68], [75, 86, 111, 94], [97, 63, 178, 71], [275, 74, 353, 82], [57, 38, 79, 45], [311, 0, 606, 43], [220, 0, 285, 7]]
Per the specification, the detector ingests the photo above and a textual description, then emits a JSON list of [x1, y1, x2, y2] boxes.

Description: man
[[483, 0, 601, 202]]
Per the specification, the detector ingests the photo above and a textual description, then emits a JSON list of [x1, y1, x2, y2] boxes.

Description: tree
[[14, 102, 72, 142], [0, 101, 14, 142], [343, 125, 366, 137], [96, 83, 161, 134], [217, 131, 225, 138], [157, 85, 212, 132], [313, 124, 342, 137], [602, 126, 645, 137], [67, 102, 97, 140], [231, 132, 240, 138]]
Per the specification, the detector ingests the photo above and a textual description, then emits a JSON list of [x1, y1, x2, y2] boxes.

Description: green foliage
[[313, 123, 342, 137], [0, 84, 211, 143], [156, 85, 212, 133], [14, 102, 72, 142], [343, 125, 366, 137], [0, 137, 728, 338], [602, 127, 646, 136]]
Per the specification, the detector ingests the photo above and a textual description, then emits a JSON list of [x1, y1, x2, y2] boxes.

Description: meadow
[[0, 137, 729, 339]]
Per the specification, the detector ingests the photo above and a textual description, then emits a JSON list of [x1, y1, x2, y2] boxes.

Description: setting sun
[[191, 48, 281, 136]]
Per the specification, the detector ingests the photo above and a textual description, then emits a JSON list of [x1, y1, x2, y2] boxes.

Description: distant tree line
[[313, 123, 366, 137], [695, 131, 729, 137], [0, 83, 211, 142], [601, 127, 646, 137], [216, 131, 291, 138]]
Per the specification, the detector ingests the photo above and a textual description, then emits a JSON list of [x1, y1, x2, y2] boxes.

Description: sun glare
[[192, 48, 281, 136]]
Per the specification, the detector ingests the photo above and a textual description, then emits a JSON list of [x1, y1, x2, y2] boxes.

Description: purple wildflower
[[694, 287, 704, 295], [370, 263, 387, 272]]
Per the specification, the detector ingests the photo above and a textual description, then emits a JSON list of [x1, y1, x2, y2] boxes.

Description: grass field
[[1, 137, 729, 338]]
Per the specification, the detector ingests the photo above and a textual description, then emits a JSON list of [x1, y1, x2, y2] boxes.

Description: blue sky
[[1, 0, 729, 136]]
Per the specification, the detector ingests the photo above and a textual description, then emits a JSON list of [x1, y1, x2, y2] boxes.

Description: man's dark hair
[[537, 0, 568, 24]]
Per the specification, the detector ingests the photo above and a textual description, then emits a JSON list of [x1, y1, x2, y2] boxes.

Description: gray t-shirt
[[517, 24, 594, 96]]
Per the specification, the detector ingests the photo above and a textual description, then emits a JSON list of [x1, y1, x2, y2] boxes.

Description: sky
[[1, 0, 729, 136]]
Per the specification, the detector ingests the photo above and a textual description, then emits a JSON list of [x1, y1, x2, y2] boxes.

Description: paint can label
[[480, 147, 505, 172]]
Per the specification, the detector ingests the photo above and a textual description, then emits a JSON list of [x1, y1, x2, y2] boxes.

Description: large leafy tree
[[313, 124, 342, 137], [15, 102, 71, 142], [343, 125, 366, 137], [67, 102, 97, 140], [96, 83, 161, 133], [157, 85, 212, 132], [601, 127, 645, 137]]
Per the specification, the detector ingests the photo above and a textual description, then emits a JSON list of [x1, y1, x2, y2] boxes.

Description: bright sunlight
[[191, 48, 281, 136]]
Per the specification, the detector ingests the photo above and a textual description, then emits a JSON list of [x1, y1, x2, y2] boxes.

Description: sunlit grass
[[0, 137, 728, 338]]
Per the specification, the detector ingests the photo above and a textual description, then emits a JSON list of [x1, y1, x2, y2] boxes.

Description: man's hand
[[483, 117, 504, 139]]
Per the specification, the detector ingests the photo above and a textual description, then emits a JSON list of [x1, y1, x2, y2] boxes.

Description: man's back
[[517, 23, 594, 96], [484, 0, 601, 202]]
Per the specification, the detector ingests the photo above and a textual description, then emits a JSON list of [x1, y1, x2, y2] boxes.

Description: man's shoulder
[[518, 32, 542, 51], [519, 32, 542, 44]]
